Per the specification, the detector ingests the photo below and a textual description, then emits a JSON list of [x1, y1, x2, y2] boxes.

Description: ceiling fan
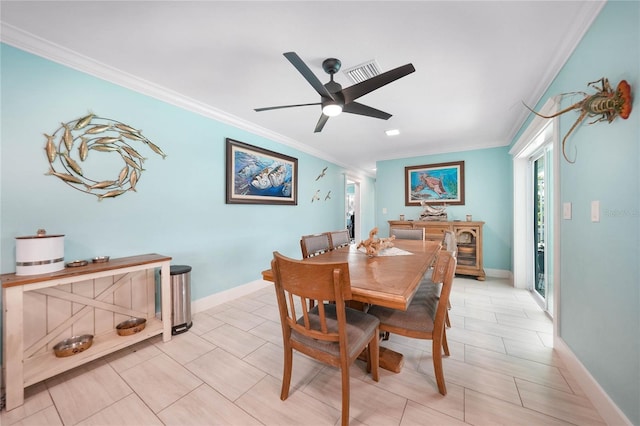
[[255, 52, 415, 133]]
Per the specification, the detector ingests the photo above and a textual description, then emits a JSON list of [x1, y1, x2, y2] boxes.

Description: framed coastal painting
[[226, 138, 298, 205], [405, 161, 465, 206]]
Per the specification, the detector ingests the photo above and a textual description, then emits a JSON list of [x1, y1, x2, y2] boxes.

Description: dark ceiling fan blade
[[283, 52, 335, 100], [314, 114, 330, 133], [254, 102, 320, 112], [342, 102, 392, 120], [342, 63, 415, 104]]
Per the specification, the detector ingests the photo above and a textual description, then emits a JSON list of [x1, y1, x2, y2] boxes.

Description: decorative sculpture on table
[[44, 112, 166, 200], [524, 77, 632, 163], [419, 201, 448, 221], [357, 227, 396, 257]]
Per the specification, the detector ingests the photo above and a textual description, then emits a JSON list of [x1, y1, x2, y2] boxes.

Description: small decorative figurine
[[419, 200, 448, 221], [357, 227, 396, 257]]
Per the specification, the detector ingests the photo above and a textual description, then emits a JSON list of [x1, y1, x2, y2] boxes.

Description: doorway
[[346, 177, 361, 243], [531, 145, 554, 313], [510, 97, 559, 322]]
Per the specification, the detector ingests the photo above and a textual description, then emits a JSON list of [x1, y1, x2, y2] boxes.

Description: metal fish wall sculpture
[[44, 113, 166, 200], [524, 77, 633, 163]]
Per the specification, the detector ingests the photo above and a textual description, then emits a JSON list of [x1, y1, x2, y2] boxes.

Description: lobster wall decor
[[524, 77, 633, 163]]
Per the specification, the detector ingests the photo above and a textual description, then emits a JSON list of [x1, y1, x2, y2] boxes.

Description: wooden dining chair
[[367, 251, 457, 395], [328, 229, 351, 250], [271, 252, 380, 426], [441, 230, 457, 327], [300, 232, 332, 258], [442, 230, 458, 257], [389, 227, 425, 240]]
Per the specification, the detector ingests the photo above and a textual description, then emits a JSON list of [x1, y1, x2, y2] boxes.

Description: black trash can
[[169, 265, 193, 335]]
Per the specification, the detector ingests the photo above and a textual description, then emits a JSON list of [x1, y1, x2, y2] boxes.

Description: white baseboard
[[484, 268, 513, 281], [554, 337, 632, 426], [191, 279, 271, 314]]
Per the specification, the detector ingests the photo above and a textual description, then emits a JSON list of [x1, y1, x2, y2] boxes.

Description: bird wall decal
[[316, 166, 328, 181]]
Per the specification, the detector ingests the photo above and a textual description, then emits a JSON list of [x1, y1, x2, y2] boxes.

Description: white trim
[[484, 268, 512, 281], [191, 279, 271, 314], [0, 23, 374, 178], [511, 98, 559, 290], [555, 338, 632, 426], [510, 97, 560, 158]]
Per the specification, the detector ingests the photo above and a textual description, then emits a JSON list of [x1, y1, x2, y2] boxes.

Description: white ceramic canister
[[15, 229, 65, 275]]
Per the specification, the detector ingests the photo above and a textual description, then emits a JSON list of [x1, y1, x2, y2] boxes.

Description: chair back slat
[[300, 233, 332, 258], [431, 250, 452, 284], [390, 227, 425, 240], [317, 302, 329, 334]]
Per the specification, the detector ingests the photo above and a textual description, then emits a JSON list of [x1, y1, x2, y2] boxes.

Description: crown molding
[[0, 23, 373, 178], [505, 1, 607, 144]]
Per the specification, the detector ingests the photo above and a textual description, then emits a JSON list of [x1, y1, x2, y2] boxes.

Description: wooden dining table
[[262, 238, 442, 372]]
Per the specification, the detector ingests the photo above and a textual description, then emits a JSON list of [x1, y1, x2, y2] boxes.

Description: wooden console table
[[1, 253, 172, 410], [389, 220, 486, 280]]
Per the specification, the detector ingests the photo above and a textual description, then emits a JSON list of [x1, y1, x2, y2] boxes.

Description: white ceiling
[[1, 1, 604, 175]]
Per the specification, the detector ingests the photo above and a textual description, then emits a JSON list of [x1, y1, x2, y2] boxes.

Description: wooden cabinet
[[388, 220, 485, 280], [1, 254, 172, 410]]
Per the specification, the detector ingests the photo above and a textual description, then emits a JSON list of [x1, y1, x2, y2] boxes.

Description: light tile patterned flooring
[[2, 276, 606, 425]]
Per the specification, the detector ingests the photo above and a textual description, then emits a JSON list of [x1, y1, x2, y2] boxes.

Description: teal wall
[[1, 1, 638, 422], [0, 44, 375, 346], [513, 1, 639, 423], [376, 146, 513, 272]]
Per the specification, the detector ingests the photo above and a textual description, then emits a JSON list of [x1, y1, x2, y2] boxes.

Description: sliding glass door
[[531, 145, 554, 314]]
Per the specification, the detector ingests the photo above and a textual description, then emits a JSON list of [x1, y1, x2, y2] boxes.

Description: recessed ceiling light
[[385, 129, 400, 136]]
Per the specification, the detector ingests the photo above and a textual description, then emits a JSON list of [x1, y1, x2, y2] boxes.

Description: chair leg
[[432, 338, 447, 395], [341, 364, 350, 426], [280, 345, 293, 400], [442, 328, 450, 357], [445, 311, 451, 328], [369, 334, 380, 382]]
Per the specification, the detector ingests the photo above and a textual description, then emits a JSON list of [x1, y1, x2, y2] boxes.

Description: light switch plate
[[563, 202, 572, 219], [591, 200, 600, 222]]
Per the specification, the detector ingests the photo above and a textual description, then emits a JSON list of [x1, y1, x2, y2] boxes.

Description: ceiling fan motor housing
[[322, 58, 341, 75]]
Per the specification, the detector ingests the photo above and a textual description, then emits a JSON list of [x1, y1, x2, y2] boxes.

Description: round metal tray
[[66, 260, 89, 268], [116, 318, 147, 336], [53, 334, 94, 357], [92, 256, 110, 263]]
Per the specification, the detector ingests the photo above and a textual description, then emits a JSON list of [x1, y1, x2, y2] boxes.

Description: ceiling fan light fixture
[[322, 103, 343, 117]]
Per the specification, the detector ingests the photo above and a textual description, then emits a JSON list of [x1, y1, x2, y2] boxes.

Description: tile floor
[[1, 276, 606, 425]]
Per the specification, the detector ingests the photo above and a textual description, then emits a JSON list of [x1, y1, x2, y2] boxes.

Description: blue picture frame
[[405, 161, 465, 206]]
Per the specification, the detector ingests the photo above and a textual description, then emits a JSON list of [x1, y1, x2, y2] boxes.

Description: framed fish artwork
[[405, 161, 465, 206], [226, 138, 298, 205]]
